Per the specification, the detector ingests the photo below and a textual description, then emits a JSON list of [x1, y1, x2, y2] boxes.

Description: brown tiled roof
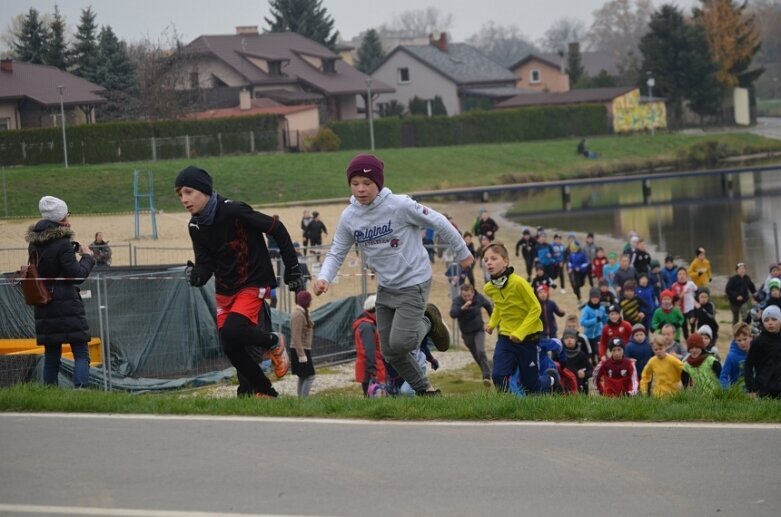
[[186, 31, 394, 95], [496, 86, 637, 109], [0, 62, 105, 107], [185, 98, 317, 119]]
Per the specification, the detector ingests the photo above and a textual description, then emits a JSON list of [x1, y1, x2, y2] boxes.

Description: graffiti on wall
[[613, 89, 667, 133]]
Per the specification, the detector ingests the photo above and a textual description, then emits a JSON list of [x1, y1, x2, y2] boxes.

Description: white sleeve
[[317, 212, 355, 283], [405, 198, 471, 261]]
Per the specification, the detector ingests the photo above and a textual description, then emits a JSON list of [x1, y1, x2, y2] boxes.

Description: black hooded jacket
[[25, 220, 95, 346], [745, 330, 781, 397]]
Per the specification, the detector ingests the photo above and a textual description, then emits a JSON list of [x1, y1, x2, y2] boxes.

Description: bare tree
[[127, 28, 198, 120], [0, 13, 26, 58], [382, 6, 454, 37], [585, 0, 654, 56], [538, 17, 587, 53], [466, 22, 536, 67]]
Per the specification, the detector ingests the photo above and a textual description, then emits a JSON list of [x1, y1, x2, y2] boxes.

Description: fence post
[[218, 132, 223, 156], [250, 130, 255, 153], [151, 136, 157, 162], [185, 135, 191, 159]]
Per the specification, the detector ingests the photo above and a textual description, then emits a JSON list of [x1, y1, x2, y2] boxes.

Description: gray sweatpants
[[462, 330, 491, 379], [376, 279, 432, 392]]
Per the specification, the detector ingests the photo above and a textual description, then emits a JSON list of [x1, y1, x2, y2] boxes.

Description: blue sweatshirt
[[661, 266, 678, 290], [720, 340, 748, 389], [319, 188, 470, 288], [625, 338, 654, 378]]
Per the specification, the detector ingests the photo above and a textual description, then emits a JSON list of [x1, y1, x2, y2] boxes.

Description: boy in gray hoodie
[[315, 154, 474, 395]]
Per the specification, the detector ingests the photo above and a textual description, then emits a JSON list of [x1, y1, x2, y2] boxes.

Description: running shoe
[[424, 303, 450, 351], [268, 333, 290, 378]]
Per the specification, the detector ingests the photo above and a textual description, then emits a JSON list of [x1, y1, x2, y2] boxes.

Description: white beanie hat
[[762, 305, 781, 322], [697, 325, 713, 338], [38, 196, 68, 222], [363, 294, 377, 312]]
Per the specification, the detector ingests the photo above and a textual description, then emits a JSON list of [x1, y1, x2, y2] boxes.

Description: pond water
[[503, 169, 781, 282]]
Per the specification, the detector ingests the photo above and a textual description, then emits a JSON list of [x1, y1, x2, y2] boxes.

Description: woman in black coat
[[25, 196, 95, 388]]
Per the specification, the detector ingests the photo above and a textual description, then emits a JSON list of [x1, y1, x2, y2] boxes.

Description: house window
[[189, 71, 199, 89], [269, 61, 282, 76], [398, 67, 410, 83], [530, 69, 541, 84], [0, 118, 10, 130], [322, 59, 335, 74]]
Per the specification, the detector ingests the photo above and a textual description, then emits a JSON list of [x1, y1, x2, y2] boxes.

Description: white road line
[[2, 412, 779, 430], [0, 504, 333, 517]]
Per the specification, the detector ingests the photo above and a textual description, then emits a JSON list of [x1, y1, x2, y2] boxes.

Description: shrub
[[305, 127, 341, 152], [676, 140, 732, 168]]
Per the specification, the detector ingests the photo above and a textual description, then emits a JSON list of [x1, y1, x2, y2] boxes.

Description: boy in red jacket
[[598, 304, 633, 359], [594, 337, 638, 396]]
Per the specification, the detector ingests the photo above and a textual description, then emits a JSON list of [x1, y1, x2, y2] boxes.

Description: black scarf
[[192, 191, 219, 226], [490, 266, 515, 289]]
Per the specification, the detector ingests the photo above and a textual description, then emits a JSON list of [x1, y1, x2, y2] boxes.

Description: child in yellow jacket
[[640, 334, 684, 397]]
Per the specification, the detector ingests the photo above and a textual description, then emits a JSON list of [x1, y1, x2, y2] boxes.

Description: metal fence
[[0, 244, 464, 390]]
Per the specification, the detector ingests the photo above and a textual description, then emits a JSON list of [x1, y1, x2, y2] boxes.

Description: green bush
[[329, 104, 608, 150], [305, 127, 341, 152], [676, 140, 732, 168], [0, 115, 280, 166]]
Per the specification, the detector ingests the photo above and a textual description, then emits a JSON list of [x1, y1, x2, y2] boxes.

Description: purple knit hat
[[346, 154, 384, 190]]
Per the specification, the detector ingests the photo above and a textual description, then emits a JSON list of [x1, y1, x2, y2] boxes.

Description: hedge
[[329, 104, 609, 150], [0, 115, 281, 166]]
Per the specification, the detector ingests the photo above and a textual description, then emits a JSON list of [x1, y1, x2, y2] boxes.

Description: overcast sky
[[2, 0, 700, 47]]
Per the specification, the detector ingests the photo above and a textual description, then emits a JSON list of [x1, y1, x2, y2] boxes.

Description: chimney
[[236, 26, 259, 36], [239, 89, 251, 110], [0, 59, 12, 73], [429, 32, 448, 53]]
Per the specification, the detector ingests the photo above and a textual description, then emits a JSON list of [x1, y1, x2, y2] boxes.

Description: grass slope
[[1, 133, 779, 218]]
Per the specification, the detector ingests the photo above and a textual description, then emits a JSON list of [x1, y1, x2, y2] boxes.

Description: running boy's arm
[[639, 361, 653, 394], [235, 204, 298, 272], [552, 301, 565, 318]]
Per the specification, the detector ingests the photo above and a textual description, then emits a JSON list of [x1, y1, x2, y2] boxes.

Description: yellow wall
[[612, 89, 667, 133]]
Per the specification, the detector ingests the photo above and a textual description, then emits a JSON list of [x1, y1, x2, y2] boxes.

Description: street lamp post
[[57, 85, 68, 168], [366, 78, 375, 151], [646, 76, 656, 136]]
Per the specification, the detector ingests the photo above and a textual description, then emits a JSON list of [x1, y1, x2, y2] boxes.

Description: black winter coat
[[449, 293, 493, 334], [25, 221, 95, 346], [745, 330, 781, 397]]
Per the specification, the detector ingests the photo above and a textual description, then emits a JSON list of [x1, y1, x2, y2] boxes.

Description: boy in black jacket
[[449, 283, 493, 385], [176, 166, 305, 398], [561, 328, 593, 393], [515, 228, 537, 281]]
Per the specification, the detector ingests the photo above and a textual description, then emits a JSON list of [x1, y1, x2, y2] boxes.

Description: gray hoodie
[[318, 188, 471, 288]]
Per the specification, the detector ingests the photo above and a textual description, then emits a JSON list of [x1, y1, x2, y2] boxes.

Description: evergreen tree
[[693, 0, 763, 89], [46, 5, 68, 69], [638, 5, 722, 124], [566, 44, 585, 86], [265, 0, 339, 49], [71, 6, 99, 81], [13, 8, 50, 64], [355, 29, 384, 73], [94, 25, 137, 120]]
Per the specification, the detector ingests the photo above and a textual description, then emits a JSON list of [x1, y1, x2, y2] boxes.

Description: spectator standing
[[305, 211, 328, 262], [89, 232, 112, 267], [25, 196, 95, 388], [450, 284, 493, 386], [290, 290, 316, 398], [300, 210, 313, 255]]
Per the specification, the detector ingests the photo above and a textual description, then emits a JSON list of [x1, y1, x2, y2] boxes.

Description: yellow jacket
[[484, 273, 542, 342], [688, 257, 712, 288], [640, 354, 684, 397]]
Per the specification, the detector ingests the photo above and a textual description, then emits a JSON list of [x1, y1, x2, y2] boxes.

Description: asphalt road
[[1, 413, 779, 517]]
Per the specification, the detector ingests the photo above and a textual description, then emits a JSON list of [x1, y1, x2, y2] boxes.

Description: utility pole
[[57, 85, 68, 168], [366, 79, 375, 151]]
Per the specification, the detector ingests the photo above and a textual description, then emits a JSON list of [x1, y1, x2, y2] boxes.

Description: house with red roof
[[0, 59, 105, 130]]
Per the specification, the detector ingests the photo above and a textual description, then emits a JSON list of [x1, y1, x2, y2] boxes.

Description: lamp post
[[366, 78, 375, 151], [646, 75, 656, 136], [57, 85, 68, 168]]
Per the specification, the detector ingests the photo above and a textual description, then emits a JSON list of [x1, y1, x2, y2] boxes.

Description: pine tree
[[566, 44, 585, 87], [93, 25, 137, 120], [13, 8, 50, 64], [639, 5, 722, 123], [71, 6, 99, 81], [693, 0, 763, 89], [265, 0, 339, 49], [46, 5, 69, 69], [355, 29, 384, 73]]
